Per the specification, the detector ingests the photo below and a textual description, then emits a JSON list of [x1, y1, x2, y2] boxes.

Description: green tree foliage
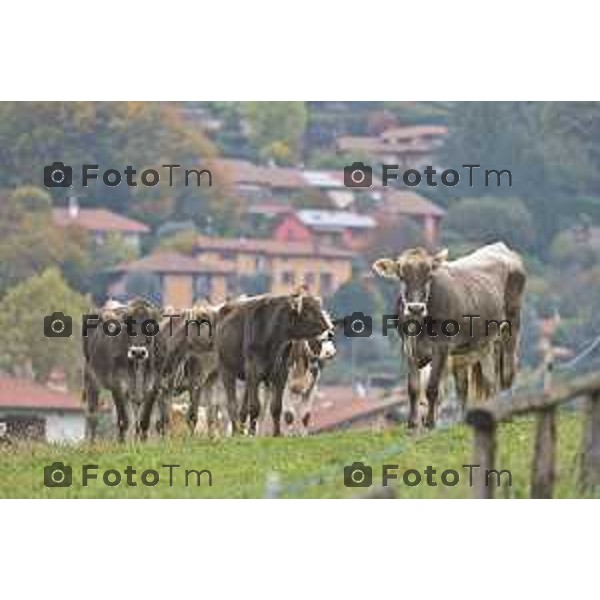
[[0, 268, 89, 387], [440, 102, 600, 248], [242, 102, 307, 165], [444, 196, 535, 252], [0, 102, 234, 231], [156, 230, 197, 255], [0, 186, 91, 298]]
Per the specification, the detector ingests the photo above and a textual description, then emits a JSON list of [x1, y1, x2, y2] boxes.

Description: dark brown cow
[[373, 242, 526, 428], [152, 304, 218, 436], [83, 298, 163, 441], [216, 290, 334, 436]]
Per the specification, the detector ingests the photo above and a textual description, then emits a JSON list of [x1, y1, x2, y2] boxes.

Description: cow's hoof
[[407, 420, 418, 430]]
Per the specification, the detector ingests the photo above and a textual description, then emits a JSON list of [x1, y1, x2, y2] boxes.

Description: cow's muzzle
[[404, 302, 427, 318], [128, 345, 149, 361]]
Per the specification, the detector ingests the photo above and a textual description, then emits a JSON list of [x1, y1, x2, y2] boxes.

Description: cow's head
[[123, 298, 162, 411], [372, 247, 448, 319], [288, 288, 333, 339]]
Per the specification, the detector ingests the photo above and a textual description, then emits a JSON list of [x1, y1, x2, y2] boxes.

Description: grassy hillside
[[0, 413, 593, 498]]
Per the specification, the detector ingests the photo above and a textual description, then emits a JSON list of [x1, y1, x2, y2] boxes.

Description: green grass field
[[0, 413, 594, 498]]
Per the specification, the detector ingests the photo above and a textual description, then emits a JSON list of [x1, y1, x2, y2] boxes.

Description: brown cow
[[216, 289, 334, 436], [373, 242, 526, 428]]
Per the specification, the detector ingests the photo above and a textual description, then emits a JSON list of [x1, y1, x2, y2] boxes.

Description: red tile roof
[[211, 158, 306, 189], [0, 375, 83, 411], [310, 386, 406, 433], [53, 208, 150, 234], [112, 251, 236, 275], [196, 234, 355, 259], [379, 190, 446, 218], [337, 125, 447, 156]]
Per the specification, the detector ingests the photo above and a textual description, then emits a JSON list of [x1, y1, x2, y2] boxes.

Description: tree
[[440, 102, 600, 249], [242, 102, 307, 165], [0, 102, 235, 230], [444, 196, 535, 252], [0, 186, 91, 298], [0, 269, 89, 387]]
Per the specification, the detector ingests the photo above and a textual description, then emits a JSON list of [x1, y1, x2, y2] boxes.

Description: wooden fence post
[[581, 391, 600, 494], [468, 410, 497, 499], [531, 407, 556, 498], [531, 340, 556, 498]]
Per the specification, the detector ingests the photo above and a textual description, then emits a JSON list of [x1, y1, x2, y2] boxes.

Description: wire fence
[[267, 329, 600, 498]]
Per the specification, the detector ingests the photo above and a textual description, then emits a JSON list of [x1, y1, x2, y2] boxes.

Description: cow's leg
[[83, 370, 99, 442], [406, 360, 420, 429], [187, 383, 201, 434], [425, 351, 448, 429], [221, 370, 239, 436], [271, 379, 286, 437], [138, 393, 157, 441], [155, 390, 171, 437], [239, 387, 249, 429], [300, 390, 314, 436], [246, 381, 261, 437], [112, 388, 129, 442], [453, 367, 468, 420]]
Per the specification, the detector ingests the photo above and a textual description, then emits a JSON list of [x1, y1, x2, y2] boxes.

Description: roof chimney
[[67, 195, 79, 219]]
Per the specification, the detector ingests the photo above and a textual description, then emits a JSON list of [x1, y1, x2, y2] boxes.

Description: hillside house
[[0, 375, 86, 443], [53, 197, 150, 252], [108, 251, 236, 308], [273, 209, 376, 250], [376, 190, 446, 247], [194, 235, 354, 299], [336, 124, 448, 169]]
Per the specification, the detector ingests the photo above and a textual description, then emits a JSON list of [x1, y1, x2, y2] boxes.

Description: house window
[[195, 275, 212, 300], [219, 250, 236, 261], [304, 272, 315, 286], [282, 271, 295, 285], [320, 272, 333, 296]]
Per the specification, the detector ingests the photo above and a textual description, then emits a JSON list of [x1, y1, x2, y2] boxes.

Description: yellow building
[[109, 251, 235, 309], [109, 237, 354, 308], [194, 235, 354, 298]]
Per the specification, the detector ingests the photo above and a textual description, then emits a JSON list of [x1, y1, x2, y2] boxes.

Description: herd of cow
[[82, 241, 527, 441]]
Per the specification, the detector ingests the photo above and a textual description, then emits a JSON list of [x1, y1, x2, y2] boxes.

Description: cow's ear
[[372, 258, 401, 279], [432, 248, 448, 269]]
